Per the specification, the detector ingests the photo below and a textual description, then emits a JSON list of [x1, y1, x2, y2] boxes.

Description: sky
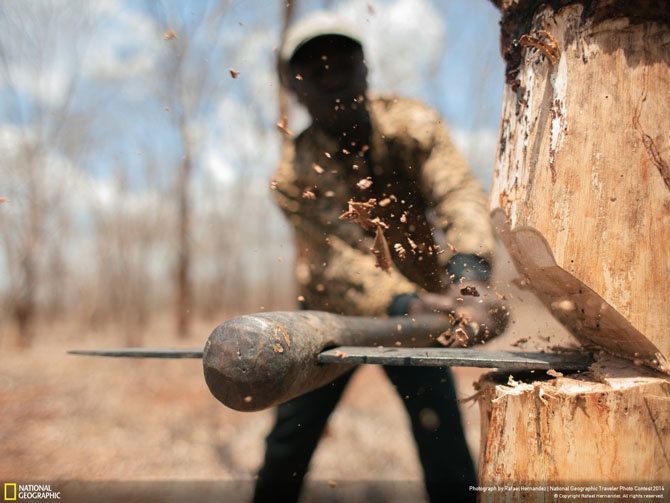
[[280, 0, 506, 186], [1, 0, 505, 190], [0, 0, 507, 299]]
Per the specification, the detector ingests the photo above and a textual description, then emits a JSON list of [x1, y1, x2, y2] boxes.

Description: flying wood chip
[[163, 29, 178, 40], [339, 199, 384, 232], [356, 177, 373, 190], [275, 116, 293, 136], [339, 199, 393, 273], [372, 225, 393, 273]]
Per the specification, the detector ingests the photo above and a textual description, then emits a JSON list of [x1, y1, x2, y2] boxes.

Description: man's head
[[280, 13, 370, 141]]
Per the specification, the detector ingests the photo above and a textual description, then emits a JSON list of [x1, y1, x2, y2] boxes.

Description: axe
[[69, 310, 593, 412]]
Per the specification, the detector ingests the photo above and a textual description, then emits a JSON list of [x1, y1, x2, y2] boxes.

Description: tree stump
[[479, 1, 670, 499], [476, 359, 669, 501]]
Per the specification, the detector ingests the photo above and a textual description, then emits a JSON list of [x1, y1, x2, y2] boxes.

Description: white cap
[[280, 12, 363, 63]]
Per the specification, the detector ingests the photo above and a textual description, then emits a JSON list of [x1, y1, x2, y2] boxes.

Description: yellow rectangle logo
[[4, 483, 17, 501]]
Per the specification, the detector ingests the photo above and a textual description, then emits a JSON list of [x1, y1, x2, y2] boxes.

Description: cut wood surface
[[476, 357, 670, 502]]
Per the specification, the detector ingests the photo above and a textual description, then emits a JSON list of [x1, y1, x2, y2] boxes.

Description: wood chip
[[339, 199, 393, 272], [163, 28, 178, 40], [519, 29, 560, 65], [356, 177, 373, 190], [372, 226, 393, 273], [460, 285, 480, 297], [275, 116, 293, 136], [547, 369, 564, 378]]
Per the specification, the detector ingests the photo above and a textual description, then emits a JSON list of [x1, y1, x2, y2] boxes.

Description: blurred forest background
[[0, 0, 505, 348]]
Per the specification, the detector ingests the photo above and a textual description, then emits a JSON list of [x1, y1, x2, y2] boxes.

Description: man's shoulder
[[369, 95, 445, 146], [369, 95, 441, 120]]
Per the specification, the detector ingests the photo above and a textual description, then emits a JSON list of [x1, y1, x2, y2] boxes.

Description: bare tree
[[0, 1, 99, 345], [144, 0, 237, 337]]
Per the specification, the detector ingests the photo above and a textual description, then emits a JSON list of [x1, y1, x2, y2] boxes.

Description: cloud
[[202, 148, 237, 187], [81, 6, 161, 82], [451, 127, 499, 190], [333, 0, 446, 96]]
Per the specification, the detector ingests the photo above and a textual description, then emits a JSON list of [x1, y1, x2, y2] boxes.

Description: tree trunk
[[490, 0, 670, 363], [476, 359, 670, 501], [479, 0, 670, 498], [176, 149, 193, 338]]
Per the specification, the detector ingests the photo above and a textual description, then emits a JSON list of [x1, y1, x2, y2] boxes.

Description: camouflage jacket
[[272, 96, 496, 316]]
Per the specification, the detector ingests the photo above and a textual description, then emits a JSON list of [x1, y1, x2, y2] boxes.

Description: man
[[254, 12, 506, 503]]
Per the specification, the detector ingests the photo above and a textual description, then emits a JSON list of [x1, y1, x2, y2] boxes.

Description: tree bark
[[490, 0, 670, 365], [479, 1, 670, 498]]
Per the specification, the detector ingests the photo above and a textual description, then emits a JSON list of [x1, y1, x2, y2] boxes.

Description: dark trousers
[[253, 365, 476, 503]]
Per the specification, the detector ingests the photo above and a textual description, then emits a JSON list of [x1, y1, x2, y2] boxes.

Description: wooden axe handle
[[203, 310, 450, 412]]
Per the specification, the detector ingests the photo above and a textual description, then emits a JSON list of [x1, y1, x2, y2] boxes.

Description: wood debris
[[519, 29, 560, 64], [546, 368, 564, 378], [275, 116, 293, 136], [339, 199, 384, 232], [436, 330, 455, 347], [356, 177, 372, 190], [339, 199, 393, 273], [372, 226, 393, 273], [163, 28, 178, 40], [393, 243, 406, 260], [460, 285, 480, 297]]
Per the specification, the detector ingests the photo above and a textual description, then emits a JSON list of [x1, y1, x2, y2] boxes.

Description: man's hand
[[408, 281, 509, 347]]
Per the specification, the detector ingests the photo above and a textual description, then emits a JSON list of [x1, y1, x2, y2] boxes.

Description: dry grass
[[0, 286, 569, 502], [0, 316, 487, 502]]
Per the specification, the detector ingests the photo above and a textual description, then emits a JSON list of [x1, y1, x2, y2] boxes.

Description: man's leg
[[384, 365, 476, 503], [253, 370, 355, 503]]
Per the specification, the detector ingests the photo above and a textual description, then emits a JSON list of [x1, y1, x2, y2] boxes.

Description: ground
[[0, 274, 576, 502]]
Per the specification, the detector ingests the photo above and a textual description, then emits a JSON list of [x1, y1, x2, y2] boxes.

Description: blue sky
[[0, 0, 505, 193], [0, 0, 507, 296]]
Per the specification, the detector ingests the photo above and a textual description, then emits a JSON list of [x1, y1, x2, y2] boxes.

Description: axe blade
[[69, 346, 593, 370], [319, 346, 594, 371], [68, 348, 204, 359]]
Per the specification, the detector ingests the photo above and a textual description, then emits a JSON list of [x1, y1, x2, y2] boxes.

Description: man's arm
[[390, 103, 507, 341], [422, 123, 496, 268]]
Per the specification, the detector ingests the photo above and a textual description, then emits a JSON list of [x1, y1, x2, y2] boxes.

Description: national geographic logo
[[2, 484, 14, 501], [3, 483, 61, 501]]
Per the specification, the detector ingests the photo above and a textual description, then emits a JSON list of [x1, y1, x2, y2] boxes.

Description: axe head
[[492, 209, 669, 375]]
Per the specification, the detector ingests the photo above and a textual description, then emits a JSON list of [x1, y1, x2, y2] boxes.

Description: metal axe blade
[[319, 346, 594, 371], [69, 346, 593, 371], [68, 348, 204, 359]]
